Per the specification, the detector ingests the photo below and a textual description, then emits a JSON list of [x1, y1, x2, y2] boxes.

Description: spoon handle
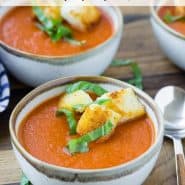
[[173, 138, 185, 185], [177, 154, 185, 185]]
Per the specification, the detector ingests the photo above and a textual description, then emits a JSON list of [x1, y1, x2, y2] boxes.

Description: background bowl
[[10, 76, 164, 185], [0, 7, 123, 87], [150, 3, 185, 70]]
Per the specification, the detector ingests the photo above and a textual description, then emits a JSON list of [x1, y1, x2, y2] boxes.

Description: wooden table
[[0, 7, 185, 185]]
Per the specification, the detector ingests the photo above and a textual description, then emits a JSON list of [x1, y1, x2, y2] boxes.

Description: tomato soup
[[18, 96, 155, 169], [158, 6, 185, 35], [0, 7, 113, 56]]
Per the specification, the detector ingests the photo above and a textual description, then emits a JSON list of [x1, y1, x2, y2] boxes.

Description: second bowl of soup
[[151, 2, 185, 70], [0, 6, 123, 86]]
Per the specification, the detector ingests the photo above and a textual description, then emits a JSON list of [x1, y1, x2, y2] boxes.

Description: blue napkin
[[0, 63, 10, 112]]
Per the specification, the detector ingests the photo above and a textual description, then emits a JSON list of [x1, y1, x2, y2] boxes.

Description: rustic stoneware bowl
[[0, 7, 123, 87], [9, 76, 164, 185], [150, 1, 185, 70]]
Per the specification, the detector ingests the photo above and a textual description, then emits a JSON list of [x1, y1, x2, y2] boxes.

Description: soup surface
[[158, 6, 185, 35], [0, 7, 113, 56], [18, 96, 155, 169]]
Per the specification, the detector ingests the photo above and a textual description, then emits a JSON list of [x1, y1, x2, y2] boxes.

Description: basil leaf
[[72, 104, 88, 112], [67, 120, 113, 154], [72, 98, 110, 112], [33, 6, 84, 45], [35, 23, 54, 37], [111, 59, 143, 90], [51, 25, 72, 42], [111, 59, 133, 67], [33, 6, 59, 30], [94, 98, 110, 105], [66, 81, 108, 96], [20, 174, 32, 185], [56, 109, 77, 135], [67, 140, 89, 154], [130, 62, 143, 89], [33, 6, 62, 42], [163, 11, 185, 23]]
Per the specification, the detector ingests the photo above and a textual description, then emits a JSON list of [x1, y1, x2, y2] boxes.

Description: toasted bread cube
[[175, 6, 185, 16], [77, 104, 121, 138], [61, 5, 101, 32], [41, 6, 61, 20], [58, 90, 93, 112], [98, 88, 146, 123]]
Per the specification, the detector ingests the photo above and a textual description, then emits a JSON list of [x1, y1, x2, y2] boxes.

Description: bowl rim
[[9, 76, 164, 176], [150, 5, 185, 40], [0, 6, 123, 64]]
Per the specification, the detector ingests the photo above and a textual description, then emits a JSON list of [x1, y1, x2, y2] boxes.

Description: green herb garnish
[[33, 6, 84, 45], [72, 104, 88, 112], [66, 81, 108, 96], [163, 11, 185, 23], [56, 108, 77, 135], [94, 98, 110, 105], [111, 59, 143, 89], [67, 120, 113, 154], [72, 98, 110, 112], [20, 174, 32, 185]]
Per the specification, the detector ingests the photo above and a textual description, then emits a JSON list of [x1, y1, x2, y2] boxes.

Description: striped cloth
[[0, 63, 10, 112]]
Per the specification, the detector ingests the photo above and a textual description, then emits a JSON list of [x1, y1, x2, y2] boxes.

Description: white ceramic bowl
[[0, 7, 123, 87], [9, 76, 164, 185], [150, 3, 185, 70]]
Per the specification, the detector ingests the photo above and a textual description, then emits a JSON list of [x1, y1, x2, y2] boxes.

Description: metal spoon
[[155, 86, 185, 185]]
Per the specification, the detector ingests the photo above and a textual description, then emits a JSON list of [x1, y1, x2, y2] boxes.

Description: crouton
[[175, 6, 185, 16], [77, 104, 121, 140], [98, 88, 146, 123], [58, 90, 93, 113], [40, 6, 61, 20], [61, 5, 101, 32]]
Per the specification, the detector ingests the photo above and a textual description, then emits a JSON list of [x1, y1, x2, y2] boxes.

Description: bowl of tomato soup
[[9, 76, 164, 185], [0, 6, 123, 86], [151, 1, 185, 70]]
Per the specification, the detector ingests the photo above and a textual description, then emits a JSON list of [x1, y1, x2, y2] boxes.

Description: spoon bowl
[[155, 86, 185, 130], [155, 86, 185, 185]]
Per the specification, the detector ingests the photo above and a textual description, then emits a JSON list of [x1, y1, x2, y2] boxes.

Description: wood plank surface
[[0, 7, 184, 185]]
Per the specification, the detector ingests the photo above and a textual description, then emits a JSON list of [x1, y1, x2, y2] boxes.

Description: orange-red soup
[[18, 96, 155, 169], [158, 6, 185, 35], [0, 7, 113, 56]]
